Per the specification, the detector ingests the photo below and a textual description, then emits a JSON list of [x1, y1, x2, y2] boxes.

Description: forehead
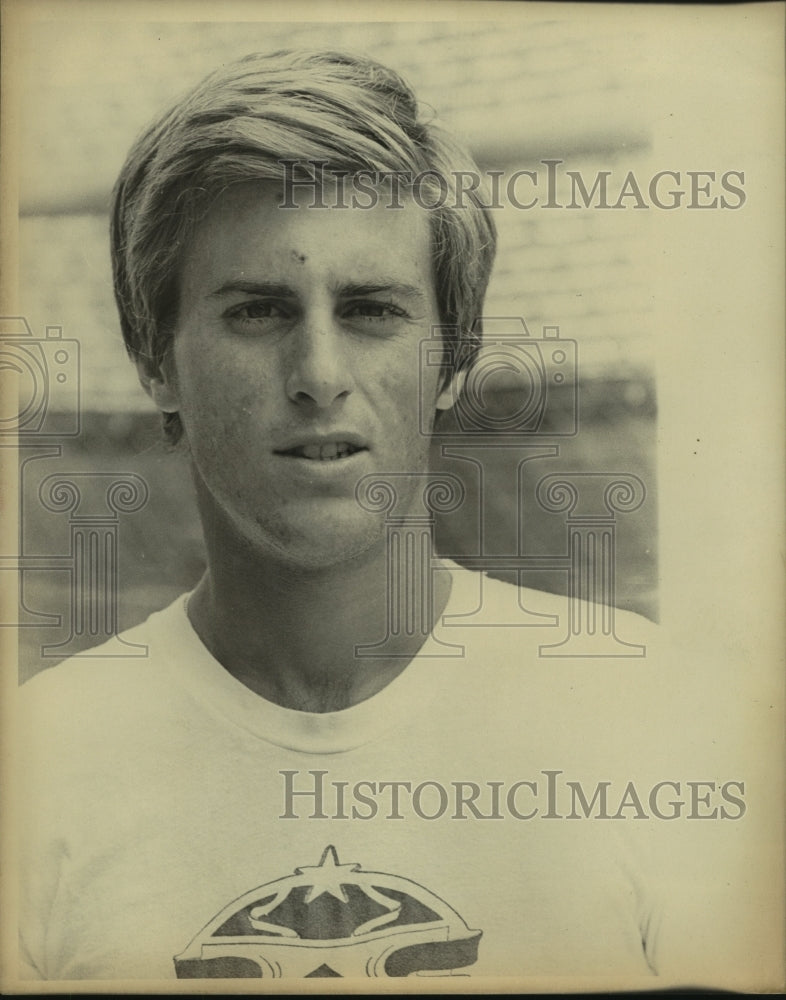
[[180, 180, 436, 291]]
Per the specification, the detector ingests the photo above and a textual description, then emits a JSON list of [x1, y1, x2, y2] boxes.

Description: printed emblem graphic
[[174, 845, 482, 978]]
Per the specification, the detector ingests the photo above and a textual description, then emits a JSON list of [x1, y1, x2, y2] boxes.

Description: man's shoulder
[[445, 562, 658, 644], [441, 563, 665, 720], [20, 593, 190, 707], [17, 594, 195, 778]]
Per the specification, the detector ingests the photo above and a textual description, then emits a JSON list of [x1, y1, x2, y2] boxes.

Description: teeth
[[295, 442, 357, 460]]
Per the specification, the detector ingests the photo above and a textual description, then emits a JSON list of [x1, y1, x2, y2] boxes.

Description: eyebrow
[[207, 279, 427, 302], [339, 282, 426, 302], [207, 281, 296, 299]]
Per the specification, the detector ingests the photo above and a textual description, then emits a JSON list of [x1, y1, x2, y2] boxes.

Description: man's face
[[157, 181, 454, 568]]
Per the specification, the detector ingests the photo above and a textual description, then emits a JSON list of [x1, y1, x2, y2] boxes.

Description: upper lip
[[273, 431, 369, 454]]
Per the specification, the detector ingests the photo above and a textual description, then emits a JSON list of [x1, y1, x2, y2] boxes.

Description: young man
[[19, 50, 663, 983]]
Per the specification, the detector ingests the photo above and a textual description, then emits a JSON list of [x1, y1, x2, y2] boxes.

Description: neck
[[186, 512, 451, 713]]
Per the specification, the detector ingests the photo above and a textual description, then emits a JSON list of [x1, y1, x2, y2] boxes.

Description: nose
[[285, 317, 352, 409]]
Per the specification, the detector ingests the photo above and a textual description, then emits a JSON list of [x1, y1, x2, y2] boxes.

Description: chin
[[253, 510, 386, 572]]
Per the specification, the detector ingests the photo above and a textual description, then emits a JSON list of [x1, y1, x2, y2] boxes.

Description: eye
[[343, 300, 408, 321], [226, 300, 291, 322]]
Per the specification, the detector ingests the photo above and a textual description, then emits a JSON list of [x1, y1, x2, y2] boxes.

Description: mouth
[[276, 441, 367, 462]]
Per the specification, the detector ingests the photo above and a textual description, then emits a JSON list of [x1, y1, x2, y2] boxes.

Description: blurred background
[[11, 15, 658, 681]]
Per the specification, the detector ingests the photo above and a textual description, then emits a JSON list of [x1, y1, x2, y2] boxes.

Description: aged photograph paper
[[1, 0, 784, 993]]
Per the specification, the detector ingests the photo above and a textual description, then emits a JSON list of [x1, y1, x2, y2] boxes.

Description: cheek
[[174, 339, 267, 426], [369, 342, 436, 401]]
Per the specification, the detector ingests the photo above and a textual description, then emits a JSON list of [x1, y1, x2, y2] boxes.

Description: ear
[[435, 368, 467, 412], [136, 361, 180, 414]]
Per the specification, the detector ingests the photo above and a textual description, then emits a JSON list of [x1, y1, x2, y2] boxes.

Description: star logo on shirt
[[294, 845, 361, 904], [176, 843, 483, 979]]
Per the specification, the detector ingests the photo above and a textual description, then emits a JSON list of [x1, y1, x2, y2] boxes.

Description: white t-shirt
[[18, 564, 742, 985]]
